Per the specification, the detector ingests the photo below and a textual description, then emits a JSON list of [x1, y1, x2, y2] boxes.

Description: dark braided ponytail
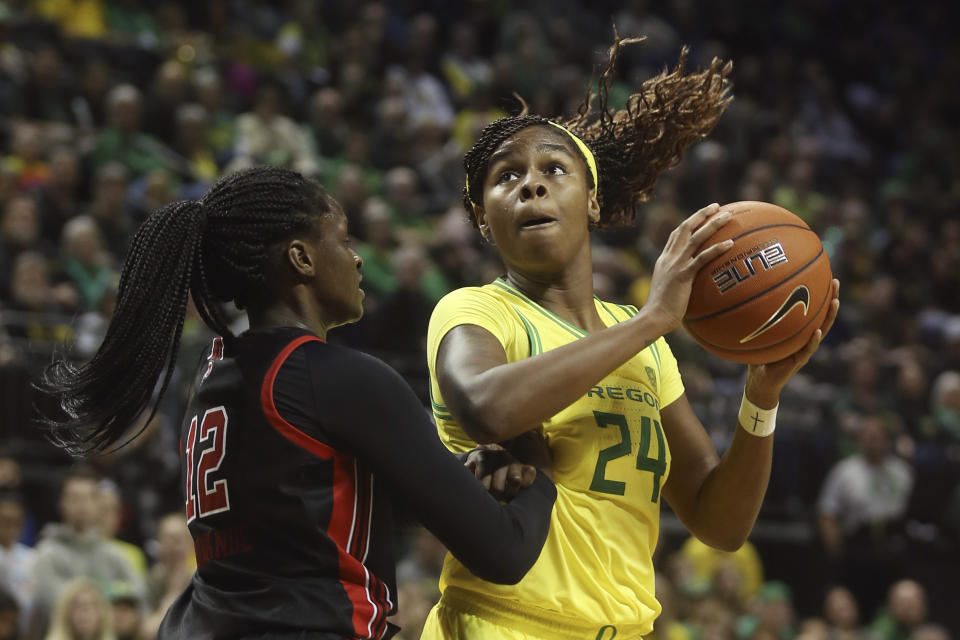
[[462, 33, 732, 228], [38, 166, 335, 455]]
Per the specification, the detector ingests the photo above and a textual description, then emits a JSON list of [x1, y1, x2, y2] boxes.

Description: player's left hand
[[464, 444, 537, 502], [746, 278, 840, 407]]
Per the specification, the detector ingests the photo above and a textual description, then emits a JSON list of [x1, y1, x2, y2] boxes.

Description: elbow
[[706, 535, 748, 553], [692, 524, 752, 553]]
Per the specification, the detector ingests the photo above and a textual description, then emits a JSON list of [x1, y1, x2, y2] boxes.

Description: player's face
[[477, 126, 599, 275], [310, 208, 364, 328]]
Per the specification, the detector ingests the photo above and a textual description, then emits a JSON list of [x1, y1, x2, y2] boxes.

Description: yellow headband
[[465, 121, 599, 207]]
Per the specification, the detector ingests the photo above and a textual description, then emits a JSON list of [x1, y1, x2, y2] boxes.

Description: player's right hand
[[644, 203, 734, 334]]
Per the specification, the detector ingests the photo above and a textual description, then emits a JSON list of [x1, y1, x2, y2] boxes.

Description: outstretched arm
[[662, 280, 840, 551], [306, 346, 556, 585]]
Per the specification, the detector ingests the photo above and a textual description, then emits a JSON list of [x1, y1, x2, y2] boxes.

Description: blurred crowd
[[0, 0, 957, 638]]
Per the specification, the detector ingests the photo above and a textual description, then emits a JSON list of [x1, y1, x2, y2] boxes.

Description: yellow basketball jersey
[[426, 277, 685, 632]]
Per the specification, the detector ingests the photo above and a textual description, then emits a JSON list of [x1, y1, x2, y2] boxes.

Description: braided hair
[[463, 35, 732, 228], [38, 166, 336, 455]]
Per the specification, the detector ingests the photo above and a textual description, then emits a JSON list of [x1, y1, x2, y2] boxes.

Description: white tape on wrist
[[738, 391, 778, 437]]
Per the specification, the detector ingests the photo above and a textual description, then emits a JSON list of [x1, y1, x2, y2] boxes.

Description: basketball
[[683, 201, 833, 365]]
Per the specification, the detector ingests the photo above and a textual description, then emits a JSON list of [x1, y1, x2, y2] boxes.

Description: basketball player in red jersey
[[38, 166, 556, 640]]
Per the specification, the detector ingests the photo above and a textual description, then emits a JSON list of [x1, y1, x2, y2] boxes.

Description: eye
[[496, 170, 519, 184], [546, 164, 567, 176]]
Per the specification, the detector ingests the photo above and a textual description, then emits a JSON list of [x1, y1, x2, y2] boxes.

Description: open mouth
[[520, 217, 557, 229]]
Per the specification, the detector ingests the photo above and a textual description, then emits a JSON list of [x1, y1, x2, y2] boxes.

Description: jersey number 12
[[185, 406, 231, 522]]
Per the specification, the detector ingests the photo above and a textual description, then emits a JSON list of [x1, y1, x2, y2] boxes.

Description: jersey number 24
[[590, 411, 666, 502]]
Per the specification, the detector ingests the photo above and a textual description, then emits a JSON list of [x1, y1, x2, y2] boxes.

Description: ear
[[287, 239, 316, 277], [586, 188, 600, 226], [473, 204, 491, 240]]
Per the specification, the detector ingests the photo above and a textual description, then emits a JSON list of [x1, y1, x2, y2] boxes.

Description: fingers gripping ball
[[683, 201, 833, 365]]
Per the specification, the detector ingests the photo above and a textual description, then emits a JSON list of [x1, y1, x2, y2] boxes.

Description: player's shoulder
[[431, 282, 518, 325], [300, 340, 403, 388], [435, 281, 512, 309]]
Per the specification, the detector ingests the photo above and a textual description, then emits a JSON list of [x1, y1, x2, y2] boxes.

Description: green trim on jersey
[[429, 386, 453, 421], [597, 298, 623, 324], [649, 341, 662, 379], [516, 310, 544, 356], [616, 303, 638, 318], [493, 278, 585, 339]]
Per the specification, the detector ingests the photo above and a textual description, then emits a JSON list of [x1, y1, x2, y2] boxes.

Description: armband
[[738, 391, 778, 437]]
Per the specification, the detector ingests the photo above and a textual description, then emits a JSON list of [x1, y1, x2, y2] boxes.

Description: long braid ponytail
[[38, 166, 335, 455], [41, 200, 205, 454], [461, 34, 732, 228]]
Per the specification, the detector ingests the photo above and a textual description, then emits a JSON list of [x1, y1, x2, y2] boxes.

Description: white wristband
[[738, 391, 778, 437]]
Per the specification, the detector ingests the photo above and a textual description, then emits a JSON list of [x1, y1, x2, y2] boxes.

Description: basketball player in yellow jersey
[[420, 38, 840, 640]]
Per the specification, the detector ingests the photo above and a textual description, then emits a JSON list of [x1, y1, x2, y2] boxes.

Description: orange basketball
[[682, 201, 833, 365]]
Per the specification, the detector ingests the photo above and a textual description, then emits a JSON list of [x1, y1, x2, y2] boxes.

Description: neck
[[246, 292, 330, 339], [505, 243, 604, 332]]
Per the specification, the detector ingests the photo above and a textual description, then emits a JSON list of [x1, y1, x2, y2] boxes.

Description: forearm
[[681, 426, 774, 551], [453, 309, 668, 442]]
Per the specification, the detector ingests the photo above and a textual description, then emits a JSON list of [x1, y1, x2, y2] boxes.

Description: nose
[[520, 178, 547, 202], [354, 251, 363, 271]]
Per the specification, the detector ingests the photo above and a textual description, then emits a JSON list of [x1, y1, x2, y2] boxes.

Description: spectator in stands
[[4, 251, 78, 342], [329, 164, 371, 240], [33, 148, 82, 245], [96, 482, 146, 580], [42, 578, 114, 640], [0, 196, 53, 301], [29, 469, 142, 637], [908, 624, 951, 640], [84, 164, 133, 260], [72, 286, 115, 360], [822, 585, 861, 640], [191, 68, 235, 162], [649, 574, 696, 640], [140, 513, 192, 640], [817, 414, 914, 619], [0, 492, 35, 616], [869, 580, 930, 640], [72, 57, 111, 131], [90, 85, 171, 179], [105, 583, 141, 640], [143, 514, 192, 616], [171, 104, 218, 186], [6, 122, 49, 192], [383, 167, 430, 236], [18, 44, 73, 124], [367, 243, 436, 363], [143, 60, 189, 144], [228, 83, 319, 177], [737, 581, 797, 640], [678, 536, 764, 607], [59, 216, 115, 313], [308, 88, 349, 159], [0, 456, 34, 546]]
